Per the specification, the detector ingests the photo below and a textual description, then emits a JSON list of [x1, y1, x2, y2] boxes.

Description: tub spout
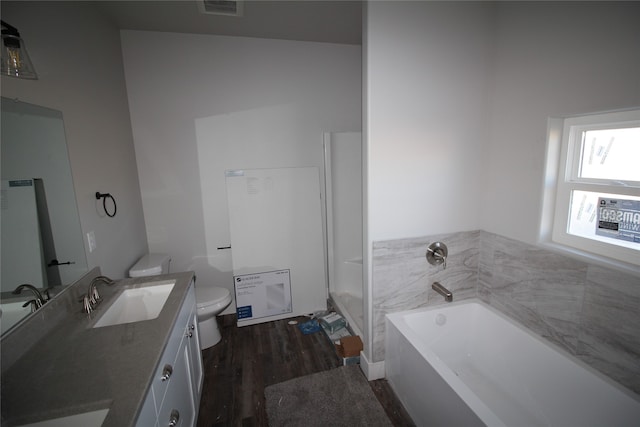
[[432, 282, 452, 302]]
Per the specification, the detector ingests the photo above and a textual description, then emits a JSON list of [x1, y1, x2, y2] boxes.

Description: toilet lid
[[129, 253, 171, 277], [196, 286, 231, 308]]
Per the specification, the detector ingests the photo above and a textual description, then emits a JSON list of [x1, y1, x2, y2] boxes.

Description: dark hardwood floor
[[196, 314, 415, 427]]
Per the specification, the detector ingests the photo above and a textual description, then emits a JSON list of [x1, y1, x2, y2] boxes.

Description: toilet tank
[[129, 253, 171, 277]]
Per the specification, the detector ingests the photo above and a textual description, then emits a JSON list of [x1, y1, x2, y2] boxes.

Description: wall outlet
[[87, 231, 97, 253]]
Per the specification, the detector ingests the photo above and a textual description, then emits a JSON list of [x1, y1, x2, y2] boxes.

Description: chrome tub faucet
[[432, 282, 453, 302], [426, 242, 448, 270]]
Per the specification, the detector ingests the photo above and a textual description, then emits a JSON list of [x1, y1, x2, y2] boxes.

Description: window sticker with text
[[597, 198, 640, 244]]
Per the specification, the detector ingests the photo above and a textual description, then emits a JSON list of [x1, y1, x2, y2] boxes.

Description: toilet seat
[[196, 286, 231, 309]]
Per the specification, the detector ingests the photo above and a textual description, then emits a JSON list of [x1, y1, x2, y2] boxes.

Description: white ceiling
[[97, 0, 362, 45]]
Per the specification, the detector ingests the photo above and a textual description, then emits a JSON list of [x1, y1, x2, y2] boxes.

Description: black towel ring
[[95, 192, 117, 217]]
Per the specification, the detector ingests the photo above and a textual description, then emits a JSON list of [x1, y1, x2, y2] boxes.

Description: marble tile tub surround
[[373, 230, 640, 394], [478, 232, 640, 394], [372, 230, 480, 362], [1, 267, 102, 371]]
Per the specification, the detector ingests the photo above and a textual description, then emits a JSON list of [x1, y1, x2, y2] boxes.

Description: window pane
[[568, 190, 640, 250], [579, 127, 640, 181]]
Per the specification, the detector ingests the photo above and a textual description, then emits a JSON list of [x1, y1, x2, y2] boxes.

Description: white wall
[[366, 1, 640, 245], [0, 2, 148, 279], [366, 1, 494, 243], [482, 1, 640, 244], [121, 30, 361, 299]]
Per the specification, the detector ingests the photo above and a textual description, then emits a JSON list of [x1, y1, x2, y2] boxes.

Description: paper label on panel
[[225, 169, 245, 177]]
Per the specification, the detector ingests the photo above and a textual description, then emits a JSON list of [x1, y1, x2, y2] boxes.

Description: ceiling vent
[[197, 0, 244, 17]]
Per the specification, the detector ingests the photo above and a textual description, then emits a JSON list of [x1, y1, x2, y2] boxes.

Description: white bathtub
[[385, 299, 640, 427]]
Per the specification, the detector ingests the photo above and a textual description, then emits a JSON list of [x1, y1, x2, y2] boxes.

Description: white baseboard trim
[[359, 351, 385, 380]]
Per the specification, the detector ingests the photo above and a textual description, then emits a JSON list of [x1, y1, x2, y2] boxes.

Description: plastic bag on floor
[[297, 319, 321, 335]]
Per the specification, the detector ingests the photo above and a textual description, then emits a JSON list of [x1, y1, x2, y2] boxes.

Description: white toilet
[[194, 285, 232, 349], [129, 253, 232, 350]]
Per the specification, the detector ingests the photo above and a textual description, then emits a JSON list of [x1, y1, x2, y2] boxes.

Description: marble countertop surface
[[1, 271, 195, 427]]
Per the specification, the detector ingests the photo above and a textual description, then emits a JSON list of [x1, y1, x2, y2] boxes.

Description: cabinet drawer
[[136, 279, 200, 427], [153, 281, 196, 411], [156, 340, 196, 427], [136, 385, 158, 427]]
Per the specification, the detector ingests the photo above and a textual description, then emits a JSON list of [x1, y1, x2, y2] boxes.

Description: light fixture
[[1, 20, 37, 80]]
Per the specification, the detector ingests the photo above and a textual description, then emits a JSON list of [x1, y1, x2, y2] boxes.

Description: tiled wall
[[372, 230, 640, 394], [372, 230, 480, 361]]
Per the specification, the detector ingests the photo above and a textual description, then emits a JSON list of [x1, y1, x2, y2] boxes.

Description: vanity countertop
[[0, 271, 195, 427]]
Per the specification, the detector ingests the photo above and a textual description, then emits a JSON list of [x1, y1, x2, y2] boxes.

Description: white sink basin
[[92, 281, 175, 328], [16, 408, 109, 427]]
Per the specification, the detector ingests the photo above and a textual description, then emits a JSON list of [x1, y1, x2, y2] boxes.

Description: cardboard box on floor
[[336, 335, 363, 358]]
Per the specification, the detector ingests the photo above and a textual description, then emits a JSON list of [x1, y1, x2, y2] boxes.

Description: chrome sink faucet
[[83, 275, 115, 314], [12, 284, 48, 309]]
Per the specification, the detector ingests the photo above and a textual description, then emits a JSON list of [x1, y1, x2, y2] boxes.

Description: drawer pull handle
[[169, 409, 180, 426], [161, 364, 173, 381], [186, 324, 196, 338]]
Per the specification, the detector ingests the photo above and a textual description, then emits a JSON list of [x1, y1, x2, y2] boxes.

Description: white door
[[226, 167, 327, 326]]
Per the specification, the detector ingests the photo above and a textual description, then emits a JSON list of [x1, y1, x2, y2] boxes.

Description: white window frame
[[541, 109, 640, 269]]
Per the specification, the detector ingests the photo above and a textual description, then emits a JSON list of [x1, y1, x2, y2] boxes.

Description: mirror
[[1, 97, 88, 335]]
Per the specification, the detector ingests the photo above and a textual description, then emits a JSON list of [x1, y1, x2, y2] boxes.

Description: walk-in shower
[[323, 132, 364, 336]]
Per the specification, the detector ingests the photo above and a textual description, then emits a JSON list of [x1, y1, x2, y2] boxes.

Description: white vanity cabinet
[[136, 280, 203, 427], [186, 310, 203, 399]]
